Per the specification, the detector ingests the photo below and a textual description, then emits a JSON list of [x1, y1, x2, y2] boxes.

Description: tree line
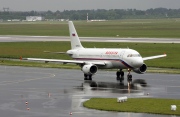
[[1, 8, 180, 20]]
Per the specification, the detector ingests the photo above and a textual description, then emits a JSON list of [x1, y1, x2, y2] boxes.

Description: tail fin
[[68, 21, 84, 49]]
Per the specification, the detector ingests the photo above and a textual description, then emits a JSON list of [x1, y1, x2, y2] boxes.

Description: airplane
[[26, 21, 167, 83]]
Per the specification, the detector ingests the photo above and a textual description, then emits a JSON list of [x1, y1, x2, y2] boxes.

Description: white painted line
[[106, 40, 131, 42], [30, 36, 49, 38], [0, 37, 11, 38]]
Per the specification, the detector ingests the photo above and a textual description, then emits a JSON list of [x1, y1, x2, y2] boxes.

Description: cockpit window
[[127, 54, 141, 57]]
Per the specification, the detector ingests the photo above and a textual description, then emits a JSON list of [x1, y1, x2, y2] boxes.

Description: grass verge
[[83, 98, 180, 116], [0, 59, 79, 69], [1, 19, 180, 38], [0, 41, 179, 69], [0, 60, 180, 74]]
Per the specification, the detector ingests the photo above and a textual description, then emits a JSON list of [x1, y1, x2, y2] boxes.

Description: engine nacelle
[[82, 64, 98, 75], [133, 64, 147, 74]]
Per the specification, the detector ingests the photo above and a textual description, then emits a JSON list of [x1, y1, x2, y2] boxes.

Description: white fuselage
[[67, 48, 144, 69]]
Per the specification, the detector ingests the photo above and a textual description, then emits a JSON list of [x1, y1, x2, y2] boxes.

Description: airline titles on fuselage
[[105, 51, 118, 55]]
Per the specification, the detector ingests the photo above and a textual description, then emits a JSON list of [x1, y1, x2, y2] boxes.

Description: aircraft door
[[119, 50, 125, 60], [74, 50, 79, 58], [101, 52, 103, 58]]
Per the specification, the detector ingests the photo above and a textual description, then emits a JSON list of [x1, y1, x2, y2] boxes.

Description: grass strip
[[0, 60, 79, 69], [0, 60, 180, 74], [0, 42, 179, 69], [1, 19, 180, 38], [83, 98, 180, 116]]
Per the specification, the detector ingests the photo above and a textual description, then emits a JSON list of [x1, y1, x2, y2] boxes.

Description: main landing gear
[[116, 69, 132, 84], [84, 74, 92, 81], [116, 69, 124, 83]]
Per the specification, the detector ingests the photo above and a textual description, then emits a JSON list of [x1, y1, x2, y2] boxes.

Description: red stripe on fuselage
[[73, 58, 133, 68]]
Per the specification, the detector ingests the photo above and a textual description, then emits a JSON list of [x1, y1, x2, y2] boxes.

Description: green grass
[[0, 19, 179, 70], [0, 19, 180, 38], [0, 42, 179, 69], [0, 59, 78, 69], [0, 60, 180, 74], [83, 98, 180, 116], [0, 23, 68, 36]]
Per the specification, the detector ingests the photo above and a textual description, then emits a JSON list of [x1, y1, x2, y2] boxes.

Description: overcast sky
[[0, 0, 180, 11]]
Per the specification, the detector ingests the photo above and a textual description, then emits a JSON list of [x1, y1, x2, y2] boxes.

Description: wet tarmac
[[0, 65, 179, 117]]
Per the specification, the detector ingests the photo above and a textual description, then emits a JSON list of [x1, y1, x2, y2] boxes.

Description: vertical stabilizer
[[68, 21, 84, 49]]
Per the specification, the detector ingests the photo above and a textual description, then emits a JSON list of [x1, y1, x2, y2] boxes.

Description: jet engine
[[133, 64, 147, 74], [82, 64, 98, 75]]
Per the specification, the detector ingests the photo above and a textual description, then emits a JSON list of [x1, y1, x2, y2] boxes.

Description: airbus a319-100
[[26, 21, 166, 83]]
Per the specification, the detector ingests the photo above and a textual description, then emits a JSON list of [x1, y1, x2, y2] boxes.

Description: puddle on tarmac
[[72, 79, 148, 95]]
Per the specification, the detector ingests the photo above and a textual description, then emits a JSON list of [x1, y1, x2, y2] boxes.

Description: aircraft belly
[[111, 61, 126, 69], [98, 60, 126, 69]]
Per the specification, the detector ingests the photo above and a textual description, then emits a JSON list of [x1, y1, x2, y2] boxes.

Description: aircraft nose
[[133, 58, 143, 68]]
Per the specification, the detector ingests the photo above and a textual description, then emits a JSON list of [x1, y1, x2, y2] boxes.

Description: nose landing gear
[[127, 69, 132, 84]]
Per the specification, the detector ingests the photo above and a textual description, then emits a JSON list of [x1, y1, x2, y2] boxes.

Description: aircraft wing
[[142, 54, 167, 61], [43, 51, 67, 54], [25, 58, 106, 65]]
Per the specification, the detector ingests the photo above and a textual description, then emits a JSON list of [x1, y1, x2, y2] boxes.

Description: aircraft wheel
[[120, 76, 124, 82], [120, 78, 123, 83], [127, 74, 132, 82], [116, 71, 120, 79], [89, 75, 92, 81], [84, 74, 88, 80], [120, 71, 124, 78]]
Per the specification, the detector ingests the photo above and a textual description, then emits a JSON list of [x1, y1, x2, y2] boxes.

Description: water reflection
[[70, 79, 175, 117], [74, 79, 147, 94]]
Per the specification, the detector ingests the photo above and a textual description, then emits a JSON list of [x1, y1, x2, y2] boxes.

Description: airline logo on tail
[[72, 33, 76, 36]]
